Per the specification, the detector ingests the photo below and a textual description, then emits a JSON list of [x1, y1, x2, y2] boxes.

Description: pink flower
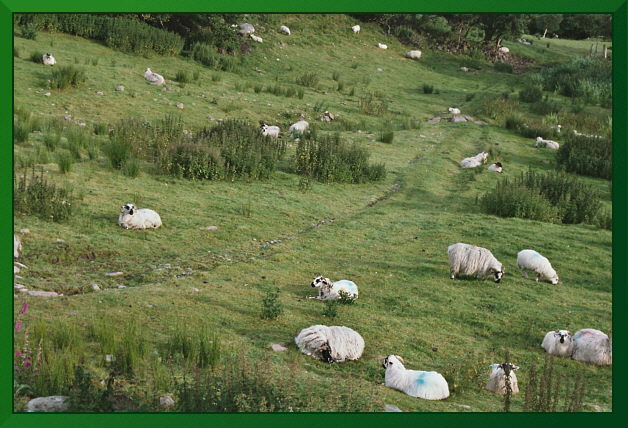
[[15, 320, 21, 331], [23, 359, 32, 368], [20, 302, 28, 314], [15, 350, 22, 358]]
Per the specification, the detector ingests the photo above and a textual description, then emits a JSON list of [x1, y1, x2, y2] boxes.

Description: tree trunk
[[542, 28, 548, 38]]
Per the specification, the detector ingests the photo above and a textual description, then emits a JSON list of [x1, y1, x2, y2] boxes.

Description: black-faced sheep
[[572, 329, 612, 366], [42, 53, 56, 66], [448, 243, 504, 282], [259, 122, 280, 138], [295, 325, 364, 363], [118, 204, 162, 230], [487, 162, 503, 173], [308, 276, 358, 301], [382, 355, 450, 400], [541, 330, 574, 357]]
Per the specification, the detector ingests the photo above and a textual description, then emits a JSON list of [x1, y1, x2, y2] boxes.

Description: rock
[[115, 86, 125, 91], [176, 103, 184, 109], [78, 122, 86, 127], [376, 67, 383, 72], [96, 91, 104, 96], [43, 92, 51, 97], [105, 272, 124, 277], [384, 404, 402, 412], [14, 284, 26, 289], [427, 117, 441, 123], [20, 228, 30, 234], [239, 23, 255, 36], [455, 404, 471, 409], [451, 115, 468, 123], [19, 288, 29, 293], [460, 66, 469, 72], [26, 396, 69, 412], [64, 115, 72, 121], [160, 395, 175, 407], [91, 284, 100, 291], [464, 115, 474, 121], [192, 287, 200, 292], [474, 120, 489, 126], [117, 285, 126, 289], [56, 238, 65, 243], [14, 265, 20, 274], [270, 343, 288, 352], [27, 290, 60, 297], [199, 226, 218, 231], [588, 404, 605, 412]]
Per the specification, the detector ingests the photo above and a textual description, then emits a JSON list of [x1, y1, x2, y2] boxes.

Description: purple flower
[[20, 302, 28, 314], [23, 359, 32, 368], [15, 320, 21, 331], [15, 350, 22, 358]]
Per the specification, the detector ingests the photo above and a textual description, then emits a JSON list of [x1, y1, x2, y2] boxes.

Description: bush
[[422, 83, 434, 94], [296, 72, 319, 87], [191, 43, 239, 72], [539, 56, 611, 106], [380, 130, 394, 144], [176, 70, 192, 84], [519, 86, 543, 103], [556, 134, 611, 179], [93, 123, 108, 135], [531, 96, 562, 115], [49, 66, 86, 90], [331, 71, 340, 81], [494, 62, 513, 73], [505, 113, 525, 130], [261, 287, 283, 320], [14, 167, 74, 222], [122, 157, 141, 178], [20, 23, 37, 40], [322, 300, 338, 318], [29, 51, 43, 64], [358, 93, 388, 116]]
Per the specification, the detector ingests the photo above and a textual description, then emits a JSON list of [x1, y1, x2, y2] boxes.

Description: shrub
[[539, 56, 611, 106], [176, 70, 192, 84], [337, 290, 357, 305], [494, 62, 513, 73], [191, 43, 239, 72], [30, 51, 43, 64], [523, 356, 587, 412], [14, 167, 74, 222], [296, 72, 319, 87], [56, 151, 74, 173], [93, 123, 108, 135], [261, 287, 283, 320], [296, 88, 305, 99], [531, 97, 562, 116], [20, 23, 37, 40], [322, 300, 338, 318], [14, 120, 32, 144], [13, 46, 20, 58], [358, 93, 388, 116], [337, 81, 345, 92], [165, 324, 220, 369], [122, 157, 141, 178], [519, 86, 543, 103], [380, 130, 394, 144], [556, 134, 611, 180], [331, 71, 340, 81], [103, 138, 131, 170], [49, 66, 86, 90], [422, 83, 434, 94], [505, 113, 525, 130]]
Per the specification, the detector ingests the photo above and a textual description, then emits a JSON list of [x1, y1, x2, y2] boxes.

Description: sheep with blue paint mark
[[486, 363, 520, 395], [541, 330, 574, 357], [308, 276, 358, 301], [295, 325, 364, 363], [382, 355, 450, 400], [572, 329, 612, 366], [517, 250, 559, 284]]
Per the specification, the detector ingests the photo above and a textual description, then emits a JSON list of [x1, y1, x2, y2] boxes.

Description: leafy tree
[[529, 14, 563, 37], [478, 14, 531, 45]]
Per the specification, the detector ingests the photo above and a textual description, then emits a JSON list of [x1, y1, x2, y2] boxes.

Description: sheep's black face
[[311, 276, 330, 288], [494, 271, 503, 283], [382, 356, 389, 369], [321, 347, 333, 363], [121, 204, 135, 216]]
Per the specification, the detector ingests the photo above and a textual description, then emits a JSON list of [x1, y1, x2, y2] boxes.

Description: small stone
[[43, 92, 51, 97], [19, 288, 29, 293], [474, 120, 489, 126], [176, 103, 184, 109], [64, 115, 72, 121], [160, 395, 175, 407], [26, 396, 69, 412], [271, 343, 288, 352], [192, 287, 200, 292], [455, 404, 471, 409], [199, 225, 218, 231], [78, 122, 86, 127], [14, 265, 20, 274], [105, 354, 115, 362], [464, 115, 474, 121], [91, 284, 101, 291], [115, 86, 125, 91], [432, 347, 438, 352], [70, 311, 77, 315], [164, 264, 171, 269], [20, 228, 30, 234], [385, 404, 402, 412], [117, 285, 126, 289], [377, 67, 383, 72], [105, 272, 124, 277], [27, 290, 60, 297], [56, 238, 65, 243], [96, 91, 104, 95], [451, 115, 468, 123], [14, 284, 26, 289]]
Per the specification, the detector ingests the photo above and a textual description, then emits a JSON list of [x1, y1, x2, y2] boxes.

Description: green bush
[[103, 137, 131, 170], [322, 300, 339, 318], [93, 123, 108, 135], [494, 62, 513, 73], [505, 113, 525, 130], [531, 97, 562, 115], [122, 157, 141, 178], [380, 130, 394, 144], [422, 83, 434, 94], [30, 51, 43, 64], [14, 167, 74, 222], [49, 66, 86, 90], [20, 23, 37, 40], [261, 287, 283, 320], [539, 56, 611, 106], [556, 134, 611, 180], [358, 92, 388, 116], [519, 86, 543, 103], [56, 151, 74, 173], [191, 43, 239, 72], [331, 71, 341, 81], [176, 70, 192, 84], [296, 72, 319, 87]]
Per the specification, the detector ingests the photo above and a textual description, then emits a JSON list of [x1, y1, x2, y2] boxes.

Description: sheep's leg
[[520, 268, 528, 279], [535, 273, 540, 282], [450, 272, 456, 280]]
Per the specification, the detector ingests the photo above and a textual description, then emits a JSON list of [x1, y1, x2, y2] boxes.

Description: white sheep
[[295, 325, 364, 363], [259, 122, 280, 138], [448, 243, 504, 283], [541, 330, 574, 357], [459, 152, 489, 169], [406, 50, 422, 60], [448, 107, 461, 115], [144, 68, 165, 86], [239, 23, 255, 36], [289, 120, 309, 136], [382, 355, 450, 400], [486, 363, 520, 395], [352, 25, 361, 34], [487, 162, 503, 173], [535, 137, 560, 150], [118, 203, 162, 230], [377, 43, 388, 49], [572, 329, 612, 366], [279, 25, 291, 35], [460, 66, 469, 72], [308, 276, 358, 301], [14, 234, 22, 258], [516, 250, 559, 284], [498, 46, 510, 53], [42, 53, 56, 66], [250, 34, 263, 43]]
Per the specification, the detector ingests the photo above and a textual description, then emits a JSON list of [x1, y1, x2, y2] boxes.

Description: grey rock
[[27, 290, 60, 297], [14, 284, 26, 289], [271, 343, 288, 352], [464, 115, 474, 121], [385, 404, 402, 412], [474, 120, 489, 125], [451, 115, 468, 122], [200, 226, 218, 231], [20, 228, 30, 234], [117, 285, 126, 289], [176, 103, 184, 109], [427, 117, 441, 123], [96, 91, 104, 96], [115, 86, 125, 91], [26, 396, 69, 412], [105, 272, 124, 277], [455, 404, 471, 409], [91, 284, 101, 291], [160, 395, 175, 407]]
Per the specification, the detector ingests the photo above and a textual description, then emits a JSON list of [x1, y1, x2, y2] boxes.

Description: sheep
[[486, 363, 520, 395], [14, 234, 22, 258], [279, 25, 291, 35], [377, 43, 388, 49], [541, 330, 574, 357], [406, 50, 422, 60], [487, 162, 503, 173], [308, 276, 358, 301], [118, 203, 162, 230], [144, 68, 165, 86], [448, 107, 461, 115], [498, 46, 510, 53], [239, 23, 255, 36], [535, 137, 560, 150], [259, 122, 280, 138], [42, 53, 56, 66], [295, 325, 364, 363], [572, 329, 612, 366], [448, 243, 504, 283], [289, 120, 309, 136], [516, 250, 559, 284], [459, 152, 489, 169], [250, 34, 263, 43], [551, 124, 562, 133], [460, 66, 469, 72], [382, 355, 450, 400], [352, 25, 361, 34]]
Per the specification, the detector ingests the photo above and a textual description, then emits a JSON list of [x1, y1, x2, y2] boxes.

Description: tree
[[529, 14, 563, 37], [478, 14, 531, 46]]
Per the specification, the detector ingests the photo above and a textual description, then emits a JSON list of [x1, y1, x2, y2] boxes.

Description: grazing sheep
[[498, 46, 510, 53], [250, 34, 263, 43], [406, 50, 422, 60], [279, 25, 291, 35], [295, 325, 364, 363], [448, 243, 504, 283], [448, 107, 461, 115], [239, 23, 255, 36], [486, 363, 519, 395], [42, 53, 56, 66], [535, 137, 560, 150], [377, 43, 388, 49], [352, 25, 361, 34], [459, 152, 489, 169], [118, 203, 162, 230], [289, 120, 309, 136], [382, 355, 450, 400], [516, 250, 559, 284], [460, 66, 469, 72], [144, 68, 165, 86], [487, 162, 503, 173], [541, 330, 574, 357], [308, 276, 358, 301], [259, 122, 280, 138], [14, 234, 22, 258], [572, 329, 612, 366]]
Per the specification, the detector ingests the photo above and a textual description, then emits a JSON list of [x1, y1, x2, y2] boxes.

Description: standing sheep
[[118, 204, 162, 230], [259, 122, 280, 138], [289, 120, 309, 136], [487, 162, 503, 173], [279, 25, 291, 35], [535, 137, 560, 150], [571, 329, 612, 366], [308, 276, 358, 301], [516, 250, 559, 284], [459, 152, 489, 169], [448, 243, 504, 283], [486, 363, 520, 395], [541, 330, 574, 357], [14, 234, 22, 258], [42, 53, 56, 65], [351, 25, 361, 34], [382, 355, 450, 400], [295, 325, 364, 363], [406, 50, 422, 60], [144, 68, 165, 86]]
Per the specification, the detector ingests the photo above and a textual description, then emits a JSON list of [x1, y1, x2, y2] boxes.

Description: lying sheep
[[250, 34, 263, 43], [535, 137, 560, 149], [448, 243, 504, 283], [352, 25, 360, 34], [144, 68, 165, 86], [460, 66, 469, 72], [289, 120, 309, 136], [487, 162, 503, 173], [486, 363, 519, 395], [541, 330, 574, 357], [516, 250, 559, 284], [377, 43, 388, 49], [295, 325, 364, 363], [459, 152, 489, 169], [279, 25, 291, 35], [448, 107, 461, 115], [383, 355, 450, 400], [259, 122, 280, 138], [239, 23, 255, 36], [406, 50, 422, 60], [42, 53, 56, 66], [14, 234, 22, 258], [498, 46, 510, 53], [308, 276, 358, 301], [118, 203, 162, 230], [572, 329, 612, 366]]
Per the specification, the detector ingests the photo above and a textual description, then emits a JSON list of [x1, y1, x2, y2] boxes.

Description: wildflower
[[16, 350, 22, 358], [15, 320, 22, 331], [23, 359, 32, 368], [20, 302, 28, 314]]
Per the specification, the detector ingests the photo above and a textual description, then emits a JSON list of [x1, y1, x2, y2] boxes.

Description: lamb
[[377, 43, 388, 49], [498, 46, 510, 53], [295, 325, 364, 363], [541, 330, 574, 357], [516, 249, 559, 284], [448, 243, 504, 283], [144, 68, 165, 86], [535, 137, 559, 149], [14, 234, 22, 258], [238, 23, 255, 36], [308, 276, 358, 301], [259, 122, 280, 138], [352, 25, 360, 34], [486, 363, 520, 395], [487, 162, 503, 173], [459, 152, 489, 169], [279, 25, 291, 35], [289, 120, 309, 136], [448, 107, 461, 115], [250, 34, 263, 43], [571, 329, 612, 366], [406, 50, 422, 60], [118, 203, 162, 230], [382, 355, 450, 400], [42, 53, 56, 66]]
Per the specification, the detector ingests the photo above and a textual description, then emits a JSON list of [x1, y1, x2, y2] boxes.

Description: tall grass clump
[[380, 129, 394, 144], [539, 56, 611, 106], [296, 133, 386, 184], [556, 134, 611, 180], [176, 70, 192, 84], [165, 324, 220, 369], [422, 83, 434, 94], [122, 157, 141, 178], [49, 66, 86, 90], [30, 50, 43, 63], [296, 72, 319, 87], [523, 356, 587, 412], [358, 93, 388, 116], [519, 86, 543, 103], [261, 287, 284, 320], [191, 43, 238, 72], [14, 167, 74, 222], [56, 151, 74, 173]]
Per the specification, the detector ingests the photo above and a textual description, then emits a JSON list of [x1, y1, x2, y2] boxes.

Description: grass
[[12, 15, 611, 413]]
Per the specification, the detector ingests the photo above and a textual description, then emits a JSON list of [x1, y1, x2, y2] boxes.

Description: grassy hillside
[[13, 14, 612, 412]]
